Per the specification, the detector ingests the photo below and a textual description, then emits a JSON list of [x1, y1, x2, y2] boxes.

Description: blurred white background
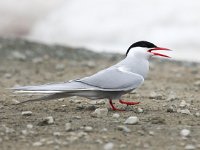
[[0, 0, 200, 62]]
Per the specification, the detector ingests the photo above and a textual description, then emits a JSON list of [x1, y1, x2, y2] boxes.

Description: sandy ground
[[0, 38, 200, 150]]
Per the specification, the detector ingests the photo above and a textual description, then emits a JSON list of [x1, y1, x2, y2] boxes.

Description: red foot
[[119, 100, 140, 105], [109, 99, 124, 111]]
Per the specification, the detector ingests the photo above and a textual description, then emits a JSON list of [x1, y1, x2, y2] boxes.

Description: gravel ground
[[0, 38, 200, 150]]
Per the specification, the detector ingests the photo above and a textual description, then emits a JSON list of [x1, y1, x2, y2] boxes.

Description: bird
[[11, 41, 171, 111]]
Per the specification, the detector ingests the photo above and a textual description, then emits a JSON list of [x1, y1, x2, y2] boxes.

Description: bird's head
[[126, 41, 171, 59]]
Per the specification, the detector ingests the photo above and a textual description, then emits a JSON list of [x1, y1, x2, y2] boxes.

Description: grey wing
[[76, 67, 144, 91], [12, 68, 144, 93]]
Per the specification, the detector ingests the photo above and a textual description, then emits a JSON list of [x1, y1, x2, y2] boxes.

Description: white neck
[[115, 47, 150, 78]]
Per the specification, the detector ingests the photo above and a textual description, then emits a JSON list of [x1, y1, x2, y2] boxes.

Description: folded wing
[[12, 67, 144, 93]]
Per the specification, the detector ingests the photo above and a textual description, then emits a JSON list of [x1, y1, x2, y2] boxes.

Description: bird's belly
[[70, 90, 129, 100]]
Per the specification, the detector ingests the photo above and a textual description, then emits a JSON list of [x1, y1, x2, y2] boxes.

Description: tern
[[12, 41, 171, 111]]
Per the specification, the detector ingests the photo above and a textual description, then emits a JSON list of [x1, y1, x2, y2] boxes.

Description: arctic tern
[[12, 41, 171, 111]]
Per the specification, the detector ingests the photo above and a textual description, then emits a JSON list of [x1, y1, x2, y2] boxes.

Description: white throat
[[115, 47, 150, 78]]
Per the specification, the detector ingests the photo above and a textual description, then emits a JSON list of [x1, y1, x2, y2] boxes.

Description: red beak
[[148, 47, 171, 58]]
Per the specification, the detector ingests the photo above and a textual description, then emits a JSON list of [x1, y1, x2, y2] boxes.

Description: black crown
[[126, 41, 157, 56]]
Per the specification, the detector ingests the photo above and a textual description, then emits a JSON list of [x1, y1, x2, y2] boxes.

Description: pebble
[[149, 131, 155, 136], [53, 132, 61, 136], [91, 108, 108, 118], [177, 109, 191, 115], [137, 107, 144, 113], [112, 113, 120, 118], [27, 124, 33, 129], [12, 51, 27, 60], [65, 123, 72, 132], [149, 92, 163, 100], [117, 125, 131, 133], [45, 116, 54, 124], [124, 116, 139, 125], [194, 80, 200, 87], [167, 105, 176, 113], [12, 99, 20, 104], [119, 144, 127, 148], [38, 116, 54, 126], [55, 64, 65, 70], [21, 111, 32, 116], [82, 61, 96, 68], [84, 126, 93, 132], [195, 112, 200, 117], [72, 116, 82, 119], [103, 142, 114, 150], [101, 128, 108, 132], [33, 142, 43, 147], [179, 100, 189, 108], [95, 139, 103, 144], [4, 73, 12, 79], [185, 144, 196, 150], [97, 99, 106, 105], [167, 94, 178, 101], [32, 57, 43, 63], [180, 129, 191, 137], [21, 130, 28, 135]]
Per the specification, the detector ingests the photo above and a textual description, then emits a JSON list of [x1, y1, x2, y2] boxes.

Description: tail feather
[[16, 93, 71, 105], [11, 81, 95, 92]]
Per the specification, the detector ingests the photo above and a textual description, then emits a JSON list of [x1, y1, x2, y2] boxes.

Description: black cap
[[126, 41, 157, 56]]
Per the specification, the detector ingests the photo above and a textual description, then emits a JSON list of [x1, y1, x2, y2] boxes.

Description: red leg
[[119, 99, 140, 105], [109, 99, 124, 111]]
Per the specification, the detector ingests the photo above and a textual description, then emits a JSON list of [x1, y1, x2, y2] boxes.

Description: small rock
[[12, 99, 20, 104], [91, 108, 108, 118], [38, 116, 54, 126], [117, 125, 131, 133], [177, 109, 191, 115], [112, 113, 120, 118], [124, 116, 139, 125], [104, 142, 114, 150], [179, 100, 189, 108], [27, 124, 33, 129], [195, 112, 200, 117], [95, 139, 103, 144], [194, 80, 200, 87], [167, 105, 176, 113], [185, 144, 196, 150], [21, 130, 28, 135], [85, 105, 96, 111], [32, 57, 43, 64], [137, 107, 143, 113], [4, 73, 12, 79], [101, 128, 108, 132], [167, 94, 178, 101], [180, 129, 191, 137], [55, 64, 65, 70], [12, 51, 26, 60], [76, 104, 85, 110], [65, 123, 72, 131], [97, 99, 106, 105], [21, 111, 32, 116], [53, 132, 61, 136], [83, 61, 96, 68], [72, 116, 82, 119], [84, 126, 93, 132], [149, 131, 155, 136], [119, 144, 127, 148], [149, 92, 163, 100], [33, 142, 43, 147]]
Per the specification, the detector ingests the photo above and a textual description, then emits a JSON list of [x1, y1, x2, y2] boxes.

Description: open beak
[[148, 47, 171, 58]]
